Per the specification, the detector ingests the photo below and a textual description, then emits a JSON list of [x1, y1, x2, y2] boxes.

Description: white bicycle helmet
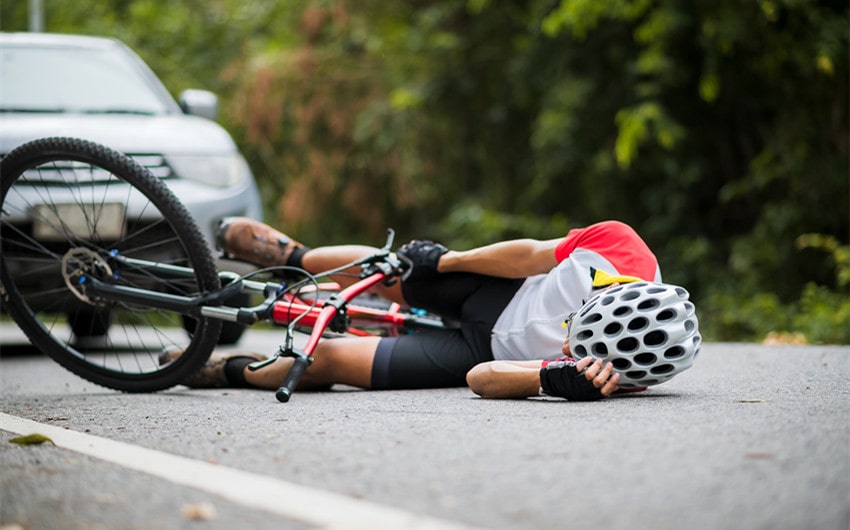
[[568, 282, 701, 389]]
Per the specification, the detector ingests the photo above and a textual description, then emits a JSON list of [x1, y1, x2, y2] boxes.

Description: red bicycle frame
[[271, 279, 408, 339]]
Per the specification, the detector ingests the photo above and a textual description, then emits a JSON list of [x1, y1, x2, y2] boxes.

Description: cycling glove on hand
[[396, 240, 448, 282], [539, 360, 605, 401]]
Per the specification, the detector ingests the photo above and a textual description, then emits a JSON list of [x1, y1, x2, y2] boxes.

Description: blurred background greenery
[[2, 0, 848, 343]]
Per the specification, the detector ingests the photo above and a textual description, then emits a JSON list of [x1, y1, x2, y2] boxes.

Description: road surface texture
[[1, 326, 848, 530]]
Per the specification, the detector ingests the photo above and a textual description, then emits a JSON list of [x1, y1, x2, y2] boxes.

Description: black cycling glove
[[539, 360, 605, 401], [396, 240, 448, 283]]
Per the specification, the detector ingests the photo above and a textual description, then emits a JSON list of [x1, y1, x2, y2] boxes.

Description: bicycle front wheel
[[0, 137, 222, 392]]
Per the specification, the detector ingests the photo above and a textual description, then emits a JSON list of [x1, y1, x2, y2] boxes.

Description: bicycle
[[0, 137, 444, 402]]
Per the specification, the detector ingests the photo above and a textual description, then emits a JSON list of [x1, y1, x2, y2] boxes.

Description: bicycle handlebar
[[276, 354, 311, 402]]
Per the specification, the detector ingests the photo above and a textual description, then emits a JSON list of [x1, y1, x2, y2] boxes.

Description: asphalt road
[[1, 325, 848, 530]]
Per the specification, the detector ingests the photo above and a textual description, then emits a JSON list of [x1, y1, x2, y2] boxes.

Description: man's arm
[[466, 360, 543, 398], [438, 238, 562, 278], [466, 357, 620, 399]]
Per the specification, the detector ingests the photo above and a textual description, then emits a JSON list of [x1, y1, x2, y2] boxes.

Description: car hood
[[0, 114, 240, 155]]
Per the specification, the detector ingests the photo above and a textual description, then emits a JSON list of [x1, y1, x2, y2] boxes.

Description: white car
[[0, 32, 263, 343]]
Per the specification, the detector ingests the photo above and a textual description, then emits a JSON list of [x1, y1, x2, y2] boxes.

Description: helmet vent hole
[[626, 370, 647, 379], [664, 346, 685, 359], [656, 309, 676, 322], [620, 291, 640, 301], [581, 313, 603, 325], [616, 337, 639, 353], [576, 330, 594, 340], [601, 296, 615, 306], [613, 306, 632, 317], [651, 364, 675, 375], [604, 322, 623, 336], [634, 352, 658, 365], [643, 330, 668, 347], [591, 343, 608, 356], [647, 286, 666, 294], [637, 298, 660, 311], [675, 287, 688, 299], [573, 344, 587, 357], [685, 319, 695, 332], [627, 317, 649, 331], [611, 358, 632, 370]]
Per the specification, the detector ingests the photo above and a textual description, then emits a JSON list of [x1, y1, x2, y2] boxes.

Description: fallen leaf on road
[[9, 433, 54, 446]]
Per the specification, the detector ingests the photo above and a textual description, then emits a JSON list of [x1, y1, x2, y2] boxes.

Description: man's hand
[[396, 240, 448, 282], [538, 357, 620, 401]]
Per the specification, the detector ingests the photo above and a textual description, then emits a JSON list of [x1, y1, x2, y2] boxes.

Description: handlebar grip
[[276, 355, 310, 402]]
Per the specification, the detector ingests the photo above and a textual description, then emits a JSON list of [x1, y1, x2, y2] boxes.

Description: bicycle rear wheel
[[0, 137, 222, 392]]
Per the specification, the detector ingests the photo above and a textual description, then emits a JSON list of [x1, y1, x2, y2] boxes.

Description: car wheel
[[67, 306, 112, 337]]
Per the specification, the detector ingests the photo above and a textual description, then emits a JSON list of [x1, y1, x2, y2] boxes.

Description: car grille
[[129, 154, 173, 178], [5, 153, 173, 184]]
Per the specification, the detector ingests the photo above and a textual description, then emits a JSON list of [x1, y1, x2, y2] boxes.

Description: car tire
[[67, 306, 112, 337]]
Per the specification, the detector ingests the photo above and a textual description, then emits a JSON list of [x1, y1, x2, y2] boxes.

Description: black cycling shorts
[[370, 273, 524, 389]]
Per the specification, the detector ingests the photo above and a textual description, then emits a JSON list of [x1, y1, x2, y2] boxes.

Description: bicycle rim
[[0, 137, 222, 392]]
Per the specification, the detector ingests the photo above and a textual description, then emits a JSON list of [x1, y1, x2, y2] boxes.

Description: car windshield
[[0, 44, 173, 115]]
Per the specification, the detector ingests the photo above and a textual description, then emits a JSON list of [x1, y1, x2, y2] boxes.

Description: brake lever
[[247, 328, 295, 372], [247, 355, 277, 371], [395, 253, 413, 282], [381, 228, 395, 252]]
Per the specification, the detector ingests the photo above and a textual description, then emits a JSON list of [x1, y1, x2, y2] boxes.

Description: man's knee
[[308, 337, 380, 388]]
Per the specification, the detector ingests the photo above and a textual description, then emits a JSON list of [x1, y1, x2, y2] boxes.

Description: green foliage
[[702, 233, 850, 344], [2, 0, 847, 342], [702, 280, 849, 345], [794, 282, 850, 344], [437, 202, 572, 250]]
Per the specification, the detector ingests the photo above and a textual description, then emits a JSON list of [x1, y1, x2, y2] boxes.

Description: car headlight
[[166, 154, 252, 188]]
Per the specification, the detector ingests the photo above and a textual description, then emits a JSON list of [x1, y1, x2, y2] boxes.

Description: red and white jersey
[[490, 220, 661, 361]]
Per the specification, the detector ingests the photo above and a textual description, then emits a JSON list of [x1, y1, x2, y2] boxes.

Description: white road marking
[[0, 412, 476, 530]]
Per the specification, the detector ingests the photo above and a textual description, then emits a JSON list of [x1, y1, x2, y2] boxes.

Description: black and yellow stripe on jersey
[[589, 266, 643, 289]]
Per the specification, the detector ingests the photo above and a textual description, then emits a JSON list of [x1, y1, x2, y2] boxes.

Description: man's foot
[[159, 348, 268, 388], [216, 217, 306, 270]]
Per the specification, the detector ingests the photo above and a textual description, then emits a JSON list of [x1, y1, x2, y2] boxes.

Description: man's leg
[[168, 272, 512, 390], [243, 274, 525, 391], [219, 218, 405, 304], [243, 337, 381, 390]]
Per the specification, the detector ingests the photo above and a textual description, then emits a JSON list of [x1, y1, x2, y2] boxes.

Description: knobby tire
[[0, 137, 222, 392]]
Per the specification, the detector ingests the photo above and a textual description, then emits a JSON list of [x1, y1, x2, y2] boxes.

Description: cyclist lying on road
[[162, 218, 700, 401]]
